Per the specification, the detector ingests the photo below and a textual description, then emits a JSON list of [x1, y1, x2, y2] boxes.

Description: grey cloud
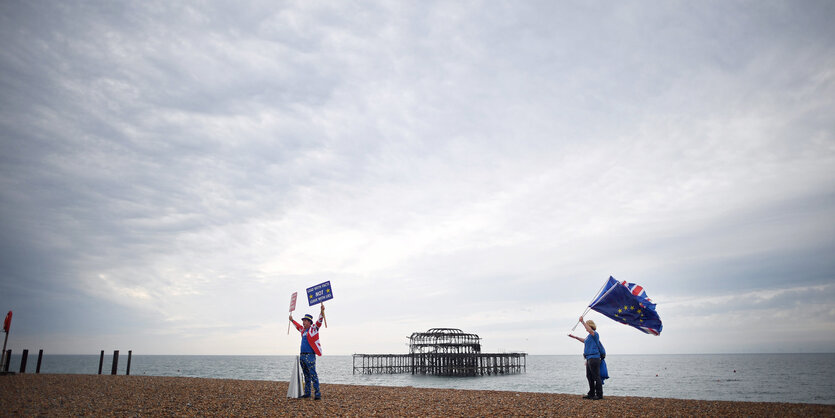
[[1, 1, 834, 354], [664, 283, 835, 320]]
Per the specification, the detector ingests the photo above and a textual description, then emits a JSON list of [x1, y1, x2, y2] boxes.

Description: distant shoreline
[[2, 374, 833, 416]]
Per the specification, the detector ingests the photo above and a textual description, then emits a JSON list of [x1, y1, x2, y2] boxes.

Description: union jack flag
[[291, 312, 325, 355], [621, 280, 652, 303]]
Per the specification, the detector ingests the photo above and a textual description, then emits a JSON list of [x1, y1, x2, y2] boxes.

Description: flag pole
[[321, 303, 327, 328], [571, 277, 611, 332], [0, 329, 8, 371], [571, 308, 592, 332], [576, 278, 622, 331]]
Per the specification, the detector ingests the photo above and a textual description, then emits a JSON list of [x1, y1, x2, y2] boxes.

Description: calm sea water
[[5, 353, 833, 405]]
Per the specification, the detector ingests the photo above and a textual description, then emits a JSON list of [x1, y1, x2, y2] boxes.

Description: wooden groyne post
[[18, 349, 28, 373], [97, 349, 130, 375], [0, 348, 43, 375], [111, 350, 119, 375], [36, 349, 43, 373]]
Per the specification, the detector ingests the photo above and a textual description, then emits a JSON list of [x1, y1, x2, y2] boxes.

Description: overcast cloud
[[1, 1, 834, 356]]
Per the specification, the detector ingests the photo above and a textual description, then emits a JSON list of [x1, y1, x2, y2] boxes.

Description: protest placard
[[287, 292, 298, 334], [307, 281, 333, 328], [306, 281, 333, 306]]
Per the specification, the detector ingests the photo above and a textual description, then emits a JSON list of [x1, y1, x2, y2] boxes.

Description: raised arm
[[316, 304, 325, 328], [289, 315, 303, 332], [580, 316, 596, 336]]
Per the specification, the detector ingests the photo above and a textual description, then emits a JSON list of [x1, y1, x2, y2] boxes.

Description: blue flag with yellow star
[[589, 276, 662, 335]]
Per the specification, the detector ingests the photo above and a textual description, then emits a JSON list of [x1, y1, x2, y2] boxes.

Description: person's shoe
[[314, 395, 321, 400], [582, 395, 594, 399], [592, 396, 604, 400], [300, 394, 310, 399]]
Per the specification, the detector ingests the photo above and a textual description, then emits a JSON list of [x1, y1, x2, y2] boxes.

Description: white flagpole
[[571, 277, 613, 332]]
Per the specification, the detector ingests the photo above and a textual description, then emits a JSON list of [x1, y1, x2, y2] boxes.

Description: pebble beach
[[2, 374, 833, 417]]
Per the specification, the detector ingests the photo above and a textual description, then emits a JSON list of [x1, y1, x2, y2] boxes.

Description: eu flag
[[589, 276, 662, 335]]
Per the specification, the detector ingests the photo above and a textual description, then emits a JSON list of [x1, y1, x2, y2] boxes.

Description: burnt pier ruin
[[353, 328, 526, 377]]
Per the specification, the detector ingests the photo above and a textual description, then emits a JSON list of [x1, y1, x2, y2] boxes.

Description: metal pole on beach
[[0, 332, 7, 372], [1, 311, 10, 372]]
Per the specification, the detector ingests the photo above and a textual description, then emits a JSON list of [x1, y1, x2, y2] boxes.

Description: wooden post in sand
[[3, 350, 10, 372], [19, 349, 28, 373], [98, 350, 104, 374], [36, 349, 43, 373], [126, 350, 132, 375], [111, 350, 119, 375]]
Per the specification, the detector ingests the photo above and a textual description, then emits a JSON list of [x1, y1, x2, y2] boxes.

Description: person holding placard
[[289, 303, 325, 400]]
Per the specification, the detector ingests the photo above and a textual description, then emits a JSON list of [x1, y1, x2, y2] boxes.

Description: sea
[[4, 353, 834, 405]]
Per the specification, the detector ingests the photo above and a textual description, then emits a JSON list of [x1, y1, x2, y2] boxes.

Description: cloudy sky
[[1, 1, 833, 356]]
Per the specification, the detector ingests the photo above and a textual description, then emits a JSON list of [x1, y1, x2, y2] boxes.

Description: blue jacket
[[583, 332, 605, 359]]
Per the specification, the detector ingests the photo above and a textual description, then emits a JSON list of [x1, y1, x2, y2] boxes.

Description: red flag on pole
[[3, 311, 11, 333], [0, 310, 9, 371]]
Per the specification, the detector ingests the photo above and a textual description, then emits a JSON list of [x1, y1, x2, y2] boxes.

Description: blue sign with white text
[[306, 281, 333, 306]]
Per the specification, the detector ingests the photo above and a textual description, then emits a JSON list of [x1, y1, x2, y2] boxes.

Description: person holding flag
[[289, 303, 325, 400], [567, 276, 661, 401], [569, 316, 606, 400]]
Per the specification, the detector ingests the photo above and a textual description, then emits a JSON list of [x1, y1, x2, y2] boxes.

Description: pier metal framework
[[353, 328, 526, 377], [409, 328, 481, 355]]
